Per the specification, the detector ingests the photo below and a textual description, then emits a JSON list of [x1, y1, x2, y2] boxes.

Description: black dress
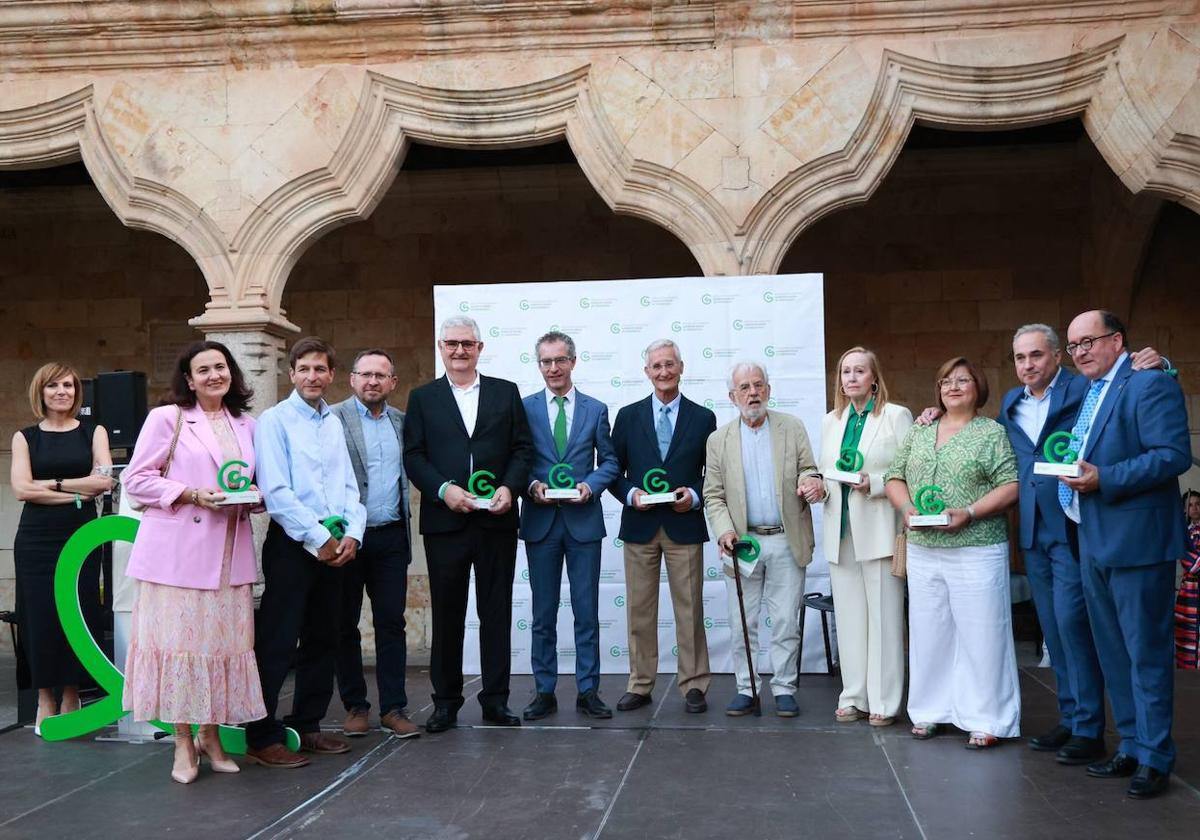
[[14, 423, 101, 689]]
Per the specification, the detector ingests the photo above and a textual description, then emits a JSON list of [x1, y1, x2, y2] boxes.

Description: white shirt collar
[[546, 386, 575, 404], [1095, 351, 1129, 385], [447, 373, 480, 394], [652, 392, 682, 413]]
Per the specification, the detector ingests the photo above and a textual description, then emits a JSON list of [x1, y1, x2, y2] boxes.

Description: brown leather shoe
[[380, 710, 421, 739], [343, 707, 370, 737], [244, 743, 310, 769], [299, 732, 351, 754]]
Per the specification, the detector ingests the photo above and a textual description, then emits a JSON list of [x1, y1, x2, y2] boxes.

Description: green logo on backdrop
[[702, 347, 714, 359], [610, 323, 621, 334], [458, 301, 470, 312], [579, 297, 590, 309], [764, 345, 776, 357], [763, 291, 775, 303], [639, 296, 651, 307], [614, 595, 626, 607], [701, 293, 714, 305], [489, 326, 500, 338], [519, 299, 531, 311], [732, 319, 744, 331]]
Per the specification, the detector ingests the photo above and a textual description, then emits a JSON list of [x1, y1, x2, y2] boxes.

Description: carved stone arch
[[223, 62, 738, 326], [0, 85, 236, 306], [742, 39, 1129, 275]]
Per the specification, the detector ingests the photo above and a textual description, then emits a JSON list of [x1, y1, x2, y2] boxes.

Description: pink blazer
[[123, 404, 258, 590]]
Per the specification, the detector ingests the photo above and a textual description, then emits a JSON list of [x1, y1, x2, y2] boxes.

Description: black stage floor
[[2, 662, 1198, 839]]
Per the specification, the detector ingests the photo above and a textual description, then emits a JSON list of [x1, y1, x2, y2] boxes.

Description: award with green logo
[[468, 469, 497, 509], [305, 515, 349, 557], [640, 467, 676, 505], [544, 462, 581, 501], [213, 459, 261, 506], [827, 447, 865, 485], [1034, 431, 1082, 478], [909, 484, 950, 527]]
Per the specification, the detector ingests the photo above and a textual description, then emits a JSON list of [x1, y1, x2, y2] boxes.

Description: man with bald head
[[1057, 309, 1189, 798]]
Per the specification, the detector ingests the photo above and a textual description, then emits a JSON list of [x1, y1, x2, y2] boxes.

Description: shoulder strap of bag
[[161, 406, 184, 478]]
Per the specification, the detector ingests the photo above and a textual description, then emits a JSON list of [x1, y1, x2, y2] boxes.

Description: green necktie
[[553, 395, 568, 459]]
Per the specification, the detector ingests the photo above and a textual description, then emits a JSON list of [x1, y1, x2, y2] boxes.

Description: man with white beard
[[703, 361, 822, 717]]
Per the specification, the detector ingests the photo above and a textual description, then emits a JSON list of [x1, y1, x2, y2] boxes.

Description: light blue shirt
[[255, 389, 367, 548], [1012, 366, 1063, 445], [626, 392, 699, 509], [355, 398, 402, 528], [740, 417, 781, 528], [1065, 351, 1128, 523]]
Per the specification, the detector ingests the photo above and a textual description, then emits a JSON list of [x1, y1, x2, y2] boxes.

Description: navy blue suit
[[1072, 358, 1190, 772], [998, 368, 1105, 738], [610, 395, 716, 545], [519, 389, 619, 695]]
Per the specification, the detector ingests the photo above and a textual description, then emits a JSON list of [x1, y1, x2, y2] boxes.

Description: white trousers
[[724, 533, 806, 696], [906, 541, 1021, 737], [829, 532, 906, 716]]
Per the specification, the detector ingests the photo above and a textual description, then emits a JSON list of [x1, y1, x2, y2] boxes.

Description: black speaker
[[94, 370, 148, 449], [78, 378, 95, 421]]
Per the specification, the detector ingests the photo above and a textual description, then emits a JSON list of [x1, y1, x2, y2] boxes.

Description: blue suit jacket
[[609, 394, 717, 545], [1076, 358, 1190, 568], [998, 367, 1088, 551], [519, 389, 619, 544]]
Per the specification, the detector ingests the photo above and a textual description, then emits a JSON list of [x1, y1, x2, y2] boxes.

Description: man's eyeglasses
[[537, 356, 573, 369], [441, 339, 481, 351], [351, 371, 394, 381], [1065, 332, 1117, 356], [938, 376, 974, 390]]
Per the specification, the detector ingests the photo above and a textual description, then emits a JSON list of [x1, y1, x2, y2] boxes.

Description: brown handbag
[[891, 530, 907, 578]]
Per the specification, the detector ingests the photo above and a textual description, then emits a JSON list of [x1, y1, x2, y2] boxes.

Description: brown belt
[[748, 525, 783, 536]]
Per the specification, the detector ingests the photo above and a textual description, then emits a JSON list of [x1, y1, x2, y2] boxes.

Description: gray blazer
[[331, 397, 411, 541]]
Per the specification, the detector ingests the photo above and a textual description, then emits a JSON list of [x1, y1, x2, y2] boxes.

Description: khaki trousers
[[623, 528, 712, 696]]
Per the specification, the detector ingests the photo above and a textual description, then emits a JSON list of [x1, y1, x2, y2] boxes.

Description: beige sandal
[[835, 706, 867, 722], [868, 714, 896, 727]]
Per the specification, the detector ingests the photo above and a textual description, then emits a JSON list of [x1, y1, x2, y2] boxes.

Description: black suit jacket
[[610, 394, 717, 545], [403, 374, 533, 535]]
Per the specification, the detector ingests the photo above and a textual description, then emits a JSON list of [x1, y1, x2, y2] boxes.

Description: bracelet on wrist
[[966, 504, 977, 522], [190, 489, 199, 506]]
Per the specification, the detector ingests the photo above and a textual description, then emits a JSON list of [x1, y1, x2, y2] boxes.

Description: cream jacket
[[819, 401, 913, 563]]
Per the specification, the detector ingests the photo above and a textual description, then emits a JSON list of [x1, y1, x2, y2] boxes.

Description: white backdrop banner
[[433, 275, 833, 675]]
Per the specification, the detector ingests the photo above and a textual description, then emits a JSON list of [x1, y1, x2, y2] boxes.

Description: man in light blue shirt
[[246, 336, 367, 768], [330, 349, 419, 740]]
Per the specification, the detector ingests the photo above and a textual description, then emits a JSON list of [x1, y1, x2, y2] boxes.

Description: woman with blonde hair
[[9, 362, 114, 734], [818, 347, 912, 726]]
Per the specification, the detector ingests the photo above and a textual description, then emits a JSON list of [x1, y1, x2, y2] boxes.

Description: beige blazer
[[819, 400, 913, 564], [703, 410, 820, 568]]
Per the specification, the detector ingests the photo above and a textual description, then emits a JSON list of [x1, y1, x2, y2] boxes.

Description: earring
[[870, 382, 879, 394]]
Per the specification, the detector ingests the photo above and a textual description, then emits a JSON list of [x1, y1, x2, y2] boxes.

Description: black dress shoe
[[523, 693, 558, 721], [1086, 752, 1138, 779], [425, 708, 458, 734], [1029, 724, 1071, 752], [1127, 765, 1170, 799], [1056, 736, 1107, 765], [481, 705, 521, 726], [684, 688, 707, 714], [576, 690, 613, 719], [616, 692, 652, 712]]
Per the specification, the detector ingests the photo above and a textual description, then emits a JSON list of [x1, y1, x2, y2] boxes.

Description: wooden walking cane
[[730, 538, 762, 717]]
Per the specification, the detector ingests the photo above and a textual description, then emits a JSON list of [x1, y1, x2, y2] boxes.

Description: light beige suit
[[704, 410, 819, 696], [819, 400, 913, 717], [704, 410, 819, 566]]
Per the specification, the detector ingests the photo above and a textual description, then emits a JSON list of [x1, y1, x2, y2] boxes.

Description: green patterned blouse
[[883, 415, 1017, 549]]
